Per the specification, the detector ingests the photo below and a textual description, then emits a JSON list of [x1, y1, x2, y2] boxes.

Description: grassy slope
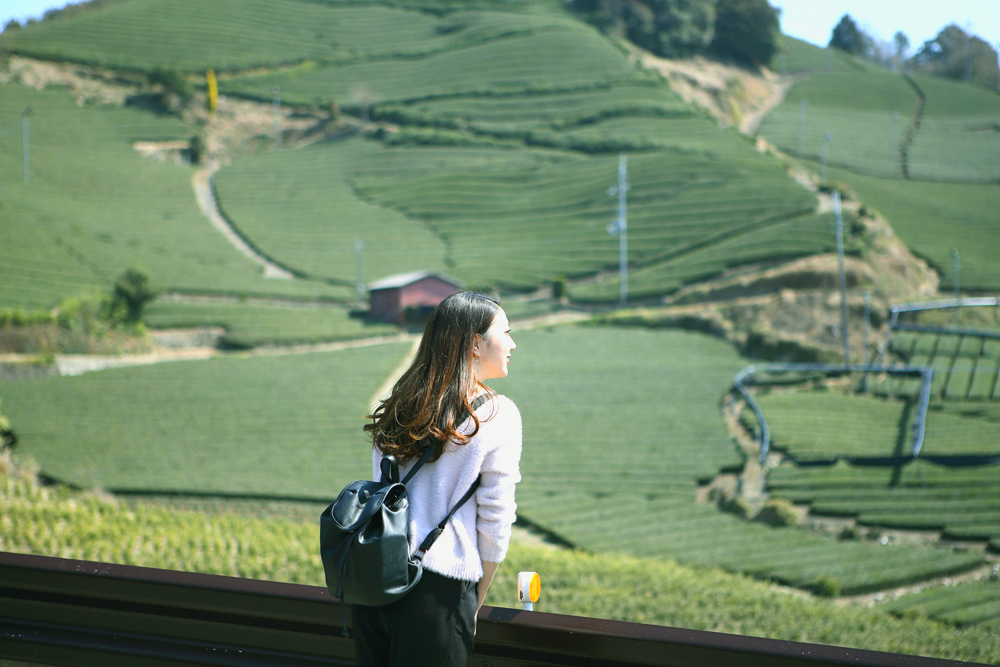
[[757, 70, 916, 178], [907, 74, 1000, 183], [0, 342, 410, 496], [144, 300, 400, 347], [884, 579, 1000, 628], [0, 83, 347, 310], [770, 459, 1000, 542], [500, 327, 981, 593], [824, 164, 1000, 291], [2, 460, 997, 663], [4, 2, 828, 305], [0, 0, 526, 71]]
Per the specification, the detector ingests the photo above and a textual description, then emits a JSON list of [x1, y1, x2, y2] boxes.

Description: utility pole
[[272, 86, 282, 149], [355, 239, 365, 303], [862, 291, 871, 391], [834, 190, 850, 365], [953, 248, 960, 325], [797, 100, 807, 157], [22, 106, 32, 184], [606, 154, 629, 307], [821, 132, 832, 181]]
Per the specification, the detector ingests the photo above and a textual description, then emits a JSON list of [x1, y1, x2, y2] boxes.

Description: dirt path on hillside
[[191, 165, 295, 280], [740, 74, 803, 136]]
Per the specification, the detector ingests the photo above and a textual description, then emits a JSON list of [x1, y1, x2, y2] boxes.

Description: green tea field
[[0, 83, 346, 311], [144, 300, 400, 348], [0, 342, 410, 495], [822, 165, 1000, 291], [769, 460, 1000, 548], [2, 325, 985, 595]]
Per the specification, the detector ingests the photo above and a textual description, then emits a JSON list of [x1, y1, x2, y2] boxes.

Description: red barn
[[368, 271, 462, 324]]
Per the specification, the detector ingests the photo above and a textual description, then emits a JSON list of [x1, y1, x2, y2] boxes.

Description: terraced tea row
[[144, 300, 399, 348], [0, 0, 567, 72], [759, 71, 1000, 183], [885, 579, 1000, 629], [500, 328, 984, 593], [769, 461, 1000, 547], [220, 27, 639, 107], [2, 326, 984, 593], [214, 136, 816, 294], [758, 70, 917, 179]]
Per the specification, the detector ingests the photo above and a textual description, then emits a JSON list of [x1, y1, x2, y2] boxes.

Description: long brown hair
[[366, 291, 500, 464]]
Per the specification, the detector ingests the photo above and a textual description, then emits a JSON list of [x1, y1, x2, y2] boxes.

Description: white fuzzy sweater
[[372, 394, 522, 582]]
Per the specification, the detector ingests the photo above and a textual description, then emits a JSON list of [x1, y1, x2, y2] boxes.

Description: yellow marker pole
[[206, 68, 218, 114], [517, 572, 540, 611]]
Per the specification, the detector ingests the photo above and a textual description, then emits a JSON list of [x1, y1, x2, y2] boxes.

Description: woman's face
[[474, 308, 515, 380]]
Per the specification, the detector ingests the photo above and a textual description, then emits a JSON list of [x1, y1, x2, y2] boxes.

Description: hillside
[[755, 37, 1000, 292], [3, 0, 833, 308]]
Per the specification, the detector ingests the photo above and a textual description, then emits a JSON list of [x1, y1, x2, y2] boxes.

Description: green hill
[[824, 165, 1000, 291], [757, 70, 917, 178], [0, 83, 346, 310], [907, 74, 1000, 183], [0, 0, 554, 72]]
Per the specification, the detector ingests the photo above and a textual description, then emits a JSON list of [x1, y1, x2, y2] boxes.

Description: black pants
[[351, 570, 478, 667]]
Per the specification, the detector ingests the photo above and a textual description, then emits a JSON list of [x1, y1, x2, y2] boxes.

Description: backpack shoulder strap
[[412, 474, 480, 561]]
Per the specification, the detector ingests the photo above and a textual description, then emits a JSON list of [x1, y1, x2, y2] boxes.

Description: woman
[[354, 291, 521, 667]]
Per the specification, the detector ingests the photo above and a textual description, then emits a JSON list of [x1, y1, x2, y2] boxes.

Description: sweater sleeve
[[475, 397, 522, 563]]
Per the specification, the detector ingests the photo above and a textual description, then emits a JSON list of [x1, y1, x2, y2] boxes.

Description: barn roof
[[367, 270, 461, 291]]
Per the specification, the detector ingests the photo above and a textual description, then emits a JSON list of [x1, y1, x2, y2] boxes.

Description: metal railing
[[738, 298, 1000, 471], [0, 551, 986, 667], [735, 363, 934, 465]]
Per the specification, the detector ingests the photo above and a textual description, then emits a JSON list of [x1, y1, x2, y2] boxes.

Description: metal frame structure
[[734, 363, 934, 466], [739, 298, 1000, 470], [879, 298, 1000, 402], [0, 551, 987, 667]]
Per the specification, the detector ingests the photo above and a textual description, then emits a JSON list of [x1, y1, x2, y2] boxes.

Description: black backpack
[[320, 395, 488, 637]]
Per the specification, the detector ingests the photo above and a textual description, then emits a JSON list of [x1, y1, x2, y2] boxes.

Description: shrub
[[112, 267, 160, 323], [721, 495, 753, 519], [56, 292, 111, 335], [839, 525, 862, 540], [147, 67, 193, 111], [754, 498, 799, 527], [812, 575, 842, 598], [552, 278, 567, 301], [189, 134, 206, 164], [0, 309, 54, 328]]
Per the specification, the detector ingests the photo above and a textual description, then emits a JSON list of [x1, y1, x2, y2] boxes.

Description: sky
[[1, 0, 999, 54]]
